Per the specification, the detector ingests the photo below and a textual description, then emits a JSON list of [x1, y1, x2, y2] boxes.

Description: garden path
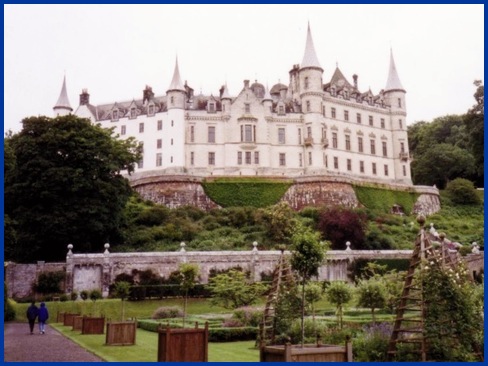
[[3, 322, 103, 362]]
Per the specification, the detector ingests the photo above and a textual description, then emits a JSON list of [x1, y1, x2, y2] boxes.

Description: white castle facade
[[53, 25, 412, 185]]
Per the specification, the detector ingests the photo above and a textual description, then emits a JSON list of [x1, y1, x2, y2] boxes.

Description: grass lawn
[[50, 323, 259, 362]]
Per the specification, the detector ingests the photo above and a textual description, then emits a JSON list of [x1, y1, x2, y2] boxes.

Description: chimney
[[353, 74, 358, 89], [143, 85, 154, 104], [79, 89, 90, 105]]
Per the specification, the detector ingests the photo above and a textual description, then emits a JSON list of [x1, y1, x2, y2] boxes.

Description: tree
[[208, 269, 267, 309], [356, 278, 387, 323], [178, 263, 199, 326], [445, 178, 481, 205], [4, 115, 142, 262], [466, 80, 484, 187], [290, 223, 326, 346], [325, 281, 353, 329], [303, 282, 323, 330], [410, 143, 476, 189], [257, 202, 297, 244], [89, 289, 103, 316], [318, 207, 367, 249], [114, 281, 131, 321]]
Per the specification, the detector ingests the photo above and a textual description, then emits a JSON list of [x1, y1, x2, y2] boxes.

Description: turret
[[262, 85, 273, 115], [220, 83, 232, 114], [53, 75, 73, 117], [166, 57, 186, 110], [383, 48, 406, 113]]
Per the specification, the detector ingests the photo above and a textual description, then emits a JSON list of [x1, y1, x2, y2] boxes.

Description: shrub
[[59, 294, 69, 302], [89, 289, 102, 301], [208, 327, 258, 342], [353, 322, 392, 362], [134, 206, 170, 226], [70, 291, 78, 301], [80, 290, 89, 300], [151, 306, 184, 320], [445, 178, 481, 205], [34, 271, 65, 294], [4, 282, 16, 321], [232, 306, 263, 327], [318, 207, 367, 249]]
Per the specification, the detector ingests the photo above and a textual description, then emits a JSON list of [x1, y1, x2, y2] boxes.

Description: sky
[[4, 4, 484, 133]]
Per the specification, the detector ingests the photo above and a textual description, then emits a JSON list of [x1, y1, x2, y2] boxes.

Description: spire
[[301, 22, 322, 70], [53, 75, 72, 112], [167, 56, 185, 91], [221, 83, 231, 100], [263, 84, 272, 101], [385, 48, 405, 92]]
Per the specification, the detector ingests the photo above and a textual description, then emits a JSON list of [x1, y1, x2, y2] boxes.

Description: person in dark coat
[[26, 301, 39, 335], [38, 302, 49, 334]]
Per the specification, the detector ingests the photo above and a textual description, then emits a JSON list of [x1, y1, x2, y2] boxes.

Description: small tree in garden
[[114, 281, 131, 321], [356, 278, 386, 323], [290, 223, 326, 346], [209, 269, 267, 309], [89, 289, 102, 316], [178, 263, 199, 326], [304, 282, 323, 329], [325, 281, 353, 329]]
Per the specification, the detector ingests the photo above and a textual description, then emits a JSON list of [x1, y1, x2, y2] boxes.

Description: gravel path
[[4, 322, 103, 362]]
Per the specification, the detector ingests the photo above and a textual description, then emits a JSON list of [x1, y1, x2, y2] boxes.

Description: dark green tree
[[4, 115, 142, 262], [465, 80, 484, 187]]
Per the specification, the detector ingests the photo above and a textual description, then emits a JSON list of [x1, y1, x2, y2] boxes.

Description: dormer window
[[130, 108, 137, 119], [304, 77, 309, 89], [278, 105, 285, 115], [112, 110, 119, 121], [344, 91, 349, 99], [331, 87, 336, 97], [208, 102, 216, 113], [368, 96, 373, 105], [148, 105, 155, 116]]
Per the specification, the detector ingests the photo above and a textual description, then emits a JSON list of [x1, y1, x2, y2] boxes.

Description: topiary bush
[[318, 207, 368, 249], [151, 306, 184, 320], [34, 271, 65, 294], [231, 306, 264, 327], [445, 178, 481, 205]]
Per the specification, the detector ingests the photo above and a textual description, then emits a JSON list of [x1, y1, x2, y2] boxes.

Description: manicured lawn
[[50, 323, 259, 362]]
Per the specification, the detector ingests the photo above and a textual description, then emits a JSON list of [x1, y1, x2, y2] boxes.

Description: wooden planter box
[[157, 322, 208, 362], [63, 313, 81, 327], [72, 316, 84, 331], [105, 321, 137, 345], [260, 340, 353, 362], [82, 316, 105, 335], [56, 312, 65, 323]]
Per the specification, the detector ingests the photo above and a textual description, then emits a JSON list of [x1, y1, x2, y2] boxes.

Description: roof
[[329, 67, 353, 89], [385, 48, 405, 92], [300, 23, 322, 70], [167, 57, 185, 91], [53, 75, 73, 111]]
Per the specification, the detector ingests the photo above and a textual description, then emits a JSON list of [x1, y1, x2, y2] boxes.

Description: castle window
[[237, 151, 242, 165], [278, 128, 286, 144], [322, 105, 326, 117], [344, 91, 349, 99], [171, 156, 173, 163], [121, 125, 126, 136], [157, 139, 162, 149], [307, 126, 312, 139], [332, 132, 338, 148], [279, 153, 286, 166], [399, 119, 403, 129], [208, 102, 216, 113], [148, 105, 155, 116], [171, 138, 173, 145], [222, 104, 225, 112], [331, 87, 336, 96], [331, 107, 336, 119], [139, 123, 144, 133], [170, 96, 174, 105], [245, 152, 252, 164], [208, 126, 216, 143], [358, 137, 363, 152], [306, 101, 311, 112], [400, 142, 405, 153], [398, 98, 402, 108], [157, 120, 162, 130], [245, 103, 250, 113], [324, 154, 328, 168], [190, 125, 195, 142], [308, 152, 312, 165], [382, 141, 387, 157], [345, 135, 351, 151], [112, 110, 119, 121], [347, 159, 352, 171], [156, 153, 162, 167], [333, 157, 338, 169], [299, 153, 303, 167], [298, 128, 302, 144], [372, 162, 377, 175], [130, 108, 137, 119], [254, 151, 260, 164], [344, 110, 349, 121], [241, 124, 254, 142], [171, 120, 174, 127], [360, 161, 364, 173], [356, 113, 361, 123], [304, 76, 309, 89], [403, 165, 407, 176], [370, 139, 376, 155], [384, 164, 389, 176], [369, 115, 373, 126], [368, 96, 373, 104], [380, 118, 385, 129], [208, 152, 215, 165], [191, 152, 194, 165], [278, 105, 285, 115]]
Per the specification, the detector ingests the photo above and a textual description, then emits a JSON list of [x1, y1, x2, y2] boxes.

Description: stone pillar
[[250, 241, 260, 282], [102, 243, 111, 298], [179, 242, 187, 263], [66, 244, 74, 295]]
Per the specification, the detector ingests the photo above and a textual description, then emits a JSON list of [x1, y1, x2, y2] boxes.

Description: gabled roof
[[385, 48, 405, 92], [301, 23, 322, 70], [167, 57, 185, 92], [53, 75, 73, 111], [329, 67, 353, 89]]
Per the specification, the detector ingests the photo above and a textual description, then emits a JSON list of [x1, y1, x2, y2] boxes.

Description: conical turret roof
[[385, 48, 405, 92], [167, 56, 185, 91], [301, 23, 322, 70], [221, 83, 231, 99], [263, 84, 272, 101], [53, 75, 72, 111]]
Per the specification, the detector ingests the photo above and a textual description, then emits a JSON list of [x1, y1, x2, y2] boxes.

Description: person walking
[[38, 302, 49, 334], [26, 302, 39, 335]]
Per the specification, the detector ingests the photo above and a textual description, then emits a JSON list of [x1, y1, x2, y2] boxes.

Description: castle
[[53, 24, 412, 186]]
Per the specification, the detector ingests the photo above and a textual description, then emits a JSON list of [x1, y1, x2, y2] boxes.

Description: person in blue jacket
[[26, 301, 39, 334], [38, 302, 49, 334]]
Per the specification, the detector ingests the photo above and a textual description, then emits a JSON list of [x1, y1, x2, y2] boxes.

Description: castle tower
[[220, 83, 232, 115], [165, 57, 186, 172], [53, 75, 73, 117], [298, 23, 325, 172], [384, 49, 411, 184]]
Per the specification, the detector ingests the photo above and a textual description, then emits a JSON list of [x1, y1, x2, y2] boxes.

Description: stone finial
[[416, 214, 426, 227], [439, 232, 446, 241], [104, 243, 110, 254], [180, 242, 186, 252], [345, 241, 351, 251], [471, 242, 480, 254], [67, 243, 73, 256], [252, 241, 258, 252]]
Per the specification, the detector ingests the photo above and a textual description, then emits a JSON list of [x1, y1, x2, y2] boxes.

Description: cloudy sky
[[4, 4, 484, 133]]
